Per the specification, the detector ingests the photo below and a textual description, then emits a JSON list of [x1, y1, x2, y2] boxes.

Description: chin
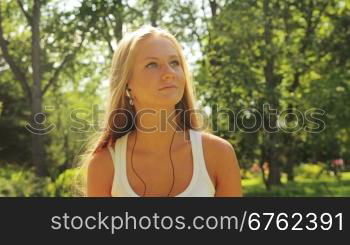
[[153, 97, 183, 109]]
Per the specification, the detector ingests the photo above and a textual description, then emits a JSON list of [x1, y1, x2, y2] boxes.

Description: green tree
[[196, 0, 350, 188], [0, 0, 91, 176]]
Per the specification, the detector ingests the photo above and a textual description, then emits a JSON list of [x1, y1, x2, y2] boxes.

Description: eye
[[170, 60, 180, 67], [145, 62, 158, 68]]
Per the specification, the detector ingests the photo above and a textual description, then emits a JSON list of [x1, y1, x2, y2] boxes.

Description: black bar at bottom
[[0, 198, 348, 243]]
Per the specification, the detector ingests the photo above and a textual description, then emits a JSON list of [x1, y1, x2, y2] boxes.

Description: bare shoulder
[[201, 132, 235, 155], [88, 147, 114, 176], [201, 132, 242, 197], [201, 132, 237, 171], [87, 146, 115, 197]]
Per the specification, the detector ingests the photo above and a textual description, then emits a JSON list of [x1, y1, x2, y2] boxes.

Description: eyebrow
[[144, 55, 179, 60]]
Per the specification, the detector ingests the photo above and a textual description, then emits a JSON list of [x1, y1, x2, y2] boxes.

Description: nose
[[161, 64, 176, 80]]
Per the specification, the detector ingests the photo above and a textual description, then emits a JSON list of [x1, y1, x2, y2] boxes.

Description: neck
[[130, 106, 187, 154]]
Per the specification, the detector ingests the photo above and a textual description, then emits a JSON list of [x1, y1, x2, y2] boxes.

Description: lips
[[158, 84, 178, 90]]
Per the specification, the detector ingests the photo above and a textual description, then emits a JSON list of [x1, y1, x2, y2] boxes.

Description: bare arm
[[203, 133, 242, 197], [87, 148, 114, 197], [214, 141, 242, 197]]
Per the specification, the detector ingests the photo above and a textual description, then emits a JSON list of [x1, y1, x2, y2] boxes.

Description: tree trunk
[[1, 0, 87, 176], [31, 0, 47, 176], [286, 158, 294, 182], [30, 98, 46, 176], [263, 0, 281, 186], [150, 0, 159, 27], [285, 103, 297, 182], [259, 146, 269, 189], [267, 160, 281, 186], [113, 0, 123, 42]]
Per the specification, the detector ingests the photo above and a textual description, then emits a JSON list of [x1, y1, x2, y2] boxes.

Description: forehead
[[134, 36, 179, 59]]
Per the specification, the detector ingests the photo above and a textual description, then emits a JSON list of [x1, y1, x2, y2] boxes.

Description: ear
[[126, 83, 132, 91]]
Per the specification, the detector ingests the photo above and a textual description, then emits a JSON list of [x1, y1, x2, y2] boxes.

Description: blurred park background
[[0, 0, 350, 197]]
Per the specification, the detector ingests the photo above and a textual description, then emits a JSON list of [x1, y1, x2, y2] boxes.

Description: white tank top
[[107, 129, 216, 197]]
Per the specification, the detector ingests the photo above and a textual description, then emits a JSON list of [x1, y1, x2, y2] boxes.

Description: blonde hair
[[75, 26, 202, 196]]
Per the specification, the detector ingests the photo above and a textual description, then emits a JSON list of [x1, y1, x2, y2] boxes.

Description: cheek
[[177, 71, 186, 88], [131, 73, 159, 99], [131, 71, 154, 88], [140, 70, 159, 83]]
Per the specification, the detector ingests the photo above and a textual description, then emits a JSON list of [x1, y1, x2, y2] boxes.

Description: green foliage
[[294, 163, 324, 179], [47, 168, 82, 197], [0, 165, 51, 197], [0, 76, 32, 165], [0, 165, 79, 197], [195, 0, 350, 185], [1, 164, 349, 197], [243, 172, 350, 197]]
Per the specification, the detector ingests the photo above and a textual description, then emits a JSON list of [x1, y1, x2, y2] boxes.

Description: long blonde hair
[[75, 26, 201, 196]]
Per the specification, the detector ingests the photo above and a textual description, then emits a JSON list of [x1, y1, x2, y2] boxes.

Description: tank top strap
[[189, 129, 215, 192], [189, 129, 206, 170], [107, 138, 122, 171], [107, 145, 116, 164], [108, 133, 130, 196], [112, 132, 138, 197]]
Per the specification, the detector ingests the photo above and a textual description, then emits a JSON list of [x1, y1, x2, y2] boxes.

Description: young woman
[[82, 26, 242, 197]]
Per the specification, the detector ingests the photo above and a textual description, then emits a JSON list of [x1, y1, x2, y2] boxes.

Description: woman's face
[[128, 35, 186, 110]]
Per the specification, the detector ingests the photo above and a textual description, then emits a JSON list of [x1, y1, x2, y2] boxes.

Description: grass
[[242, 172, 350, 197]]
